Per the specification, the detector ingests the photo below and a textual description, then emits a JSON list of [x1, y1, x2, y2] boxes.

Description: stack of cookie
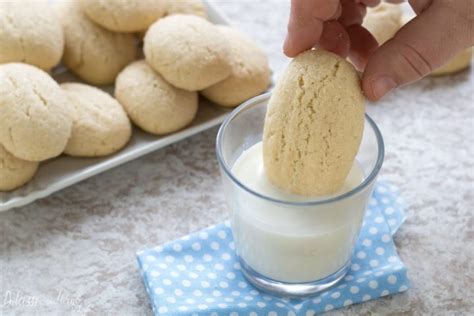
[[0, 0, 271, 192]]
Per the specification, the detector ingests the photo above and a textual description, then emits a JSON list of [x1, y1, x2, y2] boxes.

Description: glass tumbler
[[216, 93, 384, 297]]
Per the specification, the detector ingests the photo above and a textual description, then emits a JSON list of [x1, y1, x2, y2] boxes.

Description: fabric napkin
[[137, 181, 409, 315]]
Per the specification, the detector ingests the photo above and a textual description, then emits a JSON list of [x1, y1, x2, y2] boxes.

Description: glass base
[[238, 257, 350, 298]]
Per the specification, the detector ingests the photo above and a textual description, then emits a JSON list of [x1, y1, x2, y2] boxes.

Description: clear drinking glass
[[216, 93, 384, 297]]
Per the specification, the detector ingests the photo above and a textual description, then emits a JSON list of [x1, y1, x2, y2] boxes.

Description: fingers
[[409, 0, 433, 14], [346, 24, 379, 70], [357, 0, 381, 7], [316, 20, 351, 57], [362, 2, 472, 100], [339, 0, 366, 26], [284, 0, 340, 57]]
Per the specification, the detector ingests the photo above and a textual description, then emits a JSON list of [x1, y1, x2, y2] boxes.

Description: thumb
[[362, 0, 473, 101]]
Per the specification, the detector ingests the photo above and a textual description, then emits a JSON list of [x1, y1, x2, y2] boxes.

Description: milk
[[230, 142, 366, 283]]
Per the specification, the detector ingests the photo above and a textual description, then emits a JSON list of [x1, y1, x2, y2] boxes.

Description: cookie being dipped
[[263, 50, 365, 196]]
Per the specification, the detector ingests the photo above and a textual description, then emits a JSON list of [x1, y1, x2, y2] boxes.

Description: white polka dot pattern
[[137, 181, 409, 315]]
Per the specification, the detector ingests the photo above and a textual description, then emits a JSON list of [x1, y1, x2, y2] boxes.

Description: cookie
[[115, 60, 198, 135], [0, 1, 64, 70], [0, 63, 73, 162], [0, 144, 39, 192], [165, 0, 208, 19], [135, 0, 208, 42], [144, 14, 231, 91], [57, 1, 137, 85], [79, 0, 166, 33], [263, 50, 365, 196], [61, 83, 132, 157], [201, 26, 270, 107], [362, 2, 403, 45]]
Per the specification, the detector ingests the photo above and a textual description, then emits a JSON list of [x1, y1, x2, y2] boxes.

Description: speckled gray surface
[[1, 1, 473, 315]]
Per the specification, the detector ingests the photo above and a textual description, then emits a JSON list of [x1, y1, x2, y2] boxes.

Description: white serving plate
[[0, 1, 234, 212]]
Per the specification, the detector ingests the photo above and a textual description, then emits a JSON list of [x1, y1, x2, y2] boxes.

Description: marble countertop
[[1, 1, 473, 315]]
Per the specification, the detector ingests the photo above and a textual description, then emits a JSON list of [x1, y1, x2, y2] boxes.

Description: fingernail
[[372, 76, 397, 99], [283, 34, 292, 53], [283, 35, 289, 47], [350, 54, 365, 72], [283, 38, 298, 57]]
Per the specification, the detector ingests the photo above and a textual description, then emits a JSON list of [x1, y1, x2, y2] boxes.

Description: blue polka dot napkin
[[136, 181, 409, 315]]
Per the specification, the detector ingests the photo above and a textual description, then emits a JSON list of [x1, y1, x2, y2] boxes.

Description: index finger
[[284, 0, 341, 57]]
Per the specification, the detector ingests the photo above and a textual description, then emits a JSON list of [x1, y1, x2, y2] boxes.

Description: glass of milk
[[216, 93, 384, 297]]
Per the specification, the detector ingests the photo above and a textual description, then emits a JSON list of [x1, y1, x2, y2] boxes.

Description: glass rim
[[216, 92, 385, 206]]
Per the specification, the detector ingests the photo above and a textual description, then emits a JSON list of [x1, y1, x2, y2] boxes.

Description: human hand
[[284, 0, 474, 101]]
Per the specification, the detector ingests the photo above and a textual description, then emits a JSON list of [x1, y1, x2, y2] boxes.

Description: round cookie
[[135, 0, 208, 40], [0, 63, 73, 162], [165, 0, 208, 19], [61, 83, 132, 157], [0, 1, 64, 70], [0, 144, 39, 192], [201, 26, 270, 107], [262, 50, 365, 197], [362, 2, 403, 45], [79, 0, 166, 33], [144, 14, 231, 91], [115, 60, 198, 135], [57, 1, 137, 85]]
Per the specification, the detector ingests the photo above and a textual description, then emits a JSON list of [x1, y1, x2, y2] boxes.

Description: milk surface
[[231, 142, 366, 282]]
